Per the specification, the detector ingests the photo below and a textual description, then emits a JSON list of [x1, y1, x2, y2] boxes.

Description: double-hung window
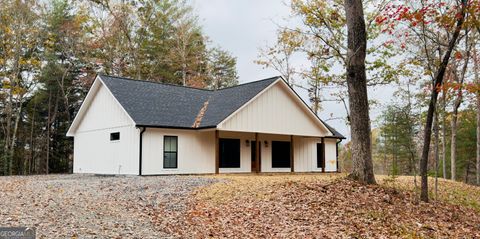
[[164, 136, 178, 168]]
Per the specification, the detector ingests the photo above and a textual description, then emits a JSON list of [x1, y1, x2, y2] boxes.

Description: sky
[[192, 0, 395, 140]]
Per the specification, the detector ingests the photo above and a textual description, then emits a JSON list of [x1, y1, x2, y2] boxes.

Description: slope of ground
[[1, 174, 479, 238], [162, 174, 480, 238]]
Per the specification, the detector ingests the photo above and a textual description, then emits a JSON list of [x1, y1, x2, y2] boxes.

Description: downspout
[[139, 127, 146, 176], [336, 139, 342, 172]]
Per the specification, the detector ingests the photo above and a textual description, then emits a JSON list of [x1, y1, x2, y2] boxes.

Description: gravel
[[0, 174, 218, 238]]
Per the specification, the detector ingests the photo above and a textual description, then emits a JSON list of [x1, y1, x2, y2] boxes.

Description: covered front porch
[[214, 130, 339, 174]]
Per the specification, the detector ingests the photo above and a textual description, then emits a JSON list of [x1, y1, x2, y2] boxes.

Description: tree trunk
[[451, 108, 458, 181], [464, 161, 470, 184], [419, 0, 466, 202], [434, 111, 439, 200], [474, 48, 480, 185], [451, 33, 471, 181], [442, 92, 447, 179], [344, 0, 376, 184], [46, 91, 51, 174]]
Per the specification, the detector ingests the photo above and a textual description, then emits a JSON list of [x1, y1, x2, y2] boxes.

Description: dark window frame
[[271, 141, 291, 168], [219, 138, 241, 168], [110, 132, 120, 141], [163, 136, 178, 169]]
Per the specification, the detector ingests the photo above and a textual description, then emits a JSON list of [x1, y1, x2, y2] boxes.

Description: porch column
[[322, 137, 326, 173], [290, 135, 294, 172], [255, 132, 260, 173], [215, 130, 219, 174]]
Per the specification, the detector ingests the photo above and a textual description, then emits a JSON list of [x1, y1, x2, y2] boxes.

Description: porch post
[[255, 132, 260, 173], [290, 135, 294, 172], [322, 137, 326, 173], [215, 130, 219, 174]]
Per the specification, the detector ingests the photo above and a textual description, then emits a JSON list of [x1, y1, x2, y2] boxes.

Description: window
[[219, 139, 240, 168], [272, 141, 291, 168], [164, 136, 178, 168], [317, 143, 324, 168], [110, 132, 120, 141]]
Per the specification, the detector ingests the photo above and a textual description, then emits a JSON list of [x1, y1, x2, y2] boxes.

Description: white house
[[66, 75, 345, 175]]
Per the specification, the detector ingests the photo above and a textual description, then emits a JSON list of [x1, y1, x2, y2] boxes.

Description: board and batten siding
[[141, 128, 215, 175], [218, 82, 331, 137], [73, 83, 139, 175], [216, 131, 337, 173]]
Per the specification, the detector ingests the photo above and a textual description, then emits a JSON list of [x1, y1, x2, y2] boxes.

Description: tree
[[256, 29, 303, 86], [0, 0, 238, 175], [344, 0, 376, 184], [378, 0, 469, 202], [378, 102, 418, 177], [448, 33, 473, 181], [256, 0, 400, 121], [0, 0, 43, 175], [473, 47, 480, 185], [206, 47, 238, 90], [417, 0, 467, 202]]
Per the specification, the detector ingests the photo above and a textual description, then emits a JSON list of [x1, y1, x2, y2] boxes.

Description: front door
[[251, 141, 258, 172]]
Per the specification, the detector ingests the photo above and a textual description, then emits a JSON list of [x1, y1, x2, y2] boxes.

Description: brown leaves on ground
[[160, 174, 480, 238]]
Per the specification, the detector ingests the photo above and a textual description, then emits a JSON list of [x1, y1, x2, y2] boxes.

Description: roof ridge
[[215, 76, 282, 91], [100, 74, 282, 92], [99, 74, 213, 92]]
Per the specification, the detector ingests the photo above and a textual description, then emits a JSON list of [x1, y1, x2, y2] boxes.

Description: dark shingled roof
[[99, 75, 345, 138]]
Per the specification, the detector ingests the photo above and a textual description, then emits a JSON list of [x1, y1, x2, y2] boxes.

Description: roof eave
[[135, 124, 217, 130]]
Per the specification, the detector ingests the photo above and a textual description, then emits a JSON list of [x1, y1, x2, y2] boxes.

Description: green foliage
[[376, 102, 419, 176], [0, 0, 238, 175]]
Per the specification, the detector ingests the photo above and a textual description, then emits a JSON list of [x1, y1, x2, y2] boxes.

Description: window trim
[[110, 132, 120, 141], [163, 136, 178, 169]]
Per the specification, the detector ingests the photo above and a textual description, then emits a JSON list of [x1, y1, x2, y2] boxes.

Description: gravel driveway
[[0, 174, 218, 238]]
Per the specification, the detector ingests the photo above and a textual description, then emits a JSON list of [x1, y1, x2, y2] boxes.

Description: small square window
[[110, 132, 120, 141]]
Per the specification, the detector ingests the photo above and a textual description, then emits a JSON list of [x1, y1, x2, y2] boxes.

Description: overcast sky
[[192, 0, 395, 140]]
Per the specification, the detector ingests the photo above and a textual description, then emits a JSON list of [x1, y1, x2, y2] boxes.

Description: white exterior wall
[[293, 137, 322, 173], [73, 83, 139, 175], [324, 138, 338, 172], [218, 82, 330, 137], [141, 128, 215, 175]]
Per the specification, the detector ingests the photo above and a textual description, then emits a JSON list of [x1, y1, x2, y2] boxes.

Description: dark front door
[[251, 141, 257, 172]]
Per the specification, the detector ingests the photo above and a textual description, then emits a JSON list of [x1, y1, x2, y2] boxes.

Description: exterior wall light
[[264, 140, 268, 147], [246, 140, 250, 147]]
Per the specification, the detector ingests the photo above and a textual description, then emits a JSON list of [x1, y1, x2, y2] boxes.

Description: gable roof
[[69, 74, 345, 138]]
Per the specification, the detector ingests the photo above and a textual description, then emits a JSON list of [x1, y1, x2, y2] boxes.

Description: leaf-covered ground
[[1, 174, 479, 238], [159, 174, 480, 238]]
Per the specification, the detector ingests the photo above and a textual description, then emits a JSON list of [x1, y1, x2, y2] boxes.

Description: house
[[66, 75, 345, 175]]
